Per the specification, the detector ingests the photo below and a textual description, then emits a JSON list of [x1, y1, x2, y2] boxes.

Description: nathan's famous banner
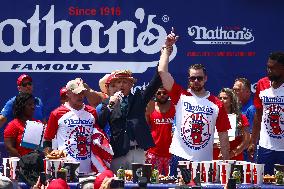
[[0, 0, 283, 121]]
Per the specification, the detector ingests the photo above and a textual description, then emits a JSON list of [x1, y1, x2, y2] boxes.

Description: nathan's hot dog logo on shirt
[[264, 104, 284, 139], [64, 118, 93, 160], [181, 112, 211, 150]]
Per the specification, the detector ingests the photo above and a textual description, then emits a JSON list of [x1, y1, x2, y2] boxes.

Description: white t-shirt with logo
[[44, 104, 97, 173], [254, 77, 284, 151], [168, 83, 231, 161]]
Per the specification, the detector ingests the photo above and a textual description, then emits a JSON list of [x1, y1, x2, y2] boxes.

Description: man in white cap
[[0, 74, 45, 141], [43, 78, 113, 174]]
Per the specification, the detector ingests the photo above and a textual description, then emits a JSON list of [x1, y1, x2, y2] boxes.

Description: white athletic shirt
[[254, 77, 284, 151], [44, 104, 97, 173], [168, 83, 231, 161]]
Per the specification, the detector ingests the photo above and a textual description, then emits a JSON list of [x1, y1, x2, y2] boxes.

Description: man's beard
[[157, 97, 169, 104], [189, 84, 204, 92], [268, 75, 281, 82]]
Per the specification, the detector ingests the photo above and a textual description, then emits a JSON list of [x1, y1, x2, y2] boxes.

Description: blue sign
[[0, 0, 283, 141]]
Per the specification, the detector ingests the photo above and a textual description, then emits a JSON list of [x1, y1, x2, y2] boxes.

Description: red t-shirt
[[147, 103, 175, 157], [4, 119, 33, 156], [213, 114, 249, 160]]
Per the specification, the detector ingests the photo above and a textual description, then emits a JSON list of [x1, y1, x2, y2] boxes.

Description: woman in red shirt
[[214, 88, 250, 160], [4, 92, 35, 157]]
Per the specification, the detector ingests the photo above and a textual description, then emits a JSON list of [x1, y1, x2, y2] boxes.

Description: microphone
[[108, 91, 124, 109], [109, 101, 115, 109]]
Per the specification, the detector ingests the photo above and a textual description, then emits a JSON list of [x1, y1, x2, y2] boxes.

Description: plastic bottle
[[232, 168, 241, 184], [117, 166, 125, 180], [245, 164, 251, 183], [6, 161, 10, 178], [51, 162, 56, 179], [15, 163, 20, 180], [151, 167, 159, 184]]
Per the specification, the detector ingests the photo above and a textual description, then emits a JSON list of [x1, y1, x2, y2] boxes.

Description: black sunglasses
[[21, 82, 32, 87], [188, 76, 204, 82], [219, 96, 229, 100], [156, 91, 167, 95]]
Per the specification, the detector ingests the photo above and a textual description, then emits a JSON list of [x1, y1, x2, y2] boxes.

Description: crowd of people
[[0, 28, 284, 188]]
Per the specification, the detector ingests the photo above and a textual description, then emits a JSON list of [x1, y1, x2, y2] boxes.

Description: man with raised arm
[[158, 29, 230, 162], [44, 78, 113, 174]]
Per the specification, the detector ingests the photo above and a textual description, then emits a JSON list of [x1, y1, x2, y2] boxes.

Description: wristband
[[161, 45, 173, 53]]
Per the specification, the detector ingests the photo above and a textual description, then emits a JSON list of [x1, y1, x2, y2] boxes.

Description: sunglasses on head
[[21, 82, 32, 87], [156, 91, 167, 95], [188, 76, 204, 82]]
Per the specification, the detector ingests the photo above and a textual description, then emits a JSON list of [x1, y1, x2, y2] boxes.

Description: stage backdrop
[[0, 0, 283, 140]]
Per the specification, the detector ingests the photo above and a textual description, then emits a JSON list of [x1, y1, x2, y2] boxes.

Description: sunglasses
[[21, 82, 32, 87], [188, 76, 204, 82], [156, 91, 168, 95], [219, 96, 229, 100]]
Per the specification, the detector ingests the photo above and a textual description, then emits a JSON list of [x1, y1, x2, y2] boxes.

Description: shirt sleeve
[[44, 111, 59, 141], [246, 105, 256, 133], [96, 104, 102, 114], [4, 120, 18, 138], [167, 82, 185, 105], [240, 114, 249, 128], [215, 101, 231, 132], [0, 97, 15, 121]]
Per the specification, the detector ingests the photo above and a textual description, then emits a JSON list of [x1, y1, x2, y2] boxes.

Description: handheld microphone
[[109, 101, 115, 109], [109, 91, 124, 109]]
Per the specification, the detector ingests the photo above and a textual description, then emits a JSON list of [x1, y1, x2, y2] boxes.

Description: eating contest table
[[17, 182, 284, 189]]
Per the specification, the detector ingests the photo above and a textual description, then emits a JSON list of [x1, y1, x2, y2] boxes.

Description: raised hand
[[165, 27, 179, 47]]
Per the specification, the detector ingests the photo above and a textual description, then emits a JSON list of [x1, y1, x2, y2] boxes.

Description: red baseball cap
[[17, 74, 32, 86], [60, 87, 67, 97], [47, 178, 69, 189], [94, 170, 114, 189]]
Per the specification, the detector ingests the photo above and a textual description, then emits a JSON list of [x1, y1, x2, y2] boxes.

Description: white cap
[[66, 78, 86, 94]]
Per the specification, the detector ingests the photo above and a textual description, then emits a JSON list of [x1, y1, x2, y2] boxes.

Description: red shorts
[[145, 151, 171, 176]]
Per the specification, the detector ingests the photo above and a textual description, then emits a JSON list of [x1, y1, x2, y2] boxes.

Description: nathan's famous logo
[[181, 113, 211, 150], [264, 104, 284, 139], [187, 26, 254, 45], [66, 125, 92, 160], [64, 118, 94, 126], [0, 6, 177, 73], [184, 102, 214, 115], [262, 96, 284, 104]]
